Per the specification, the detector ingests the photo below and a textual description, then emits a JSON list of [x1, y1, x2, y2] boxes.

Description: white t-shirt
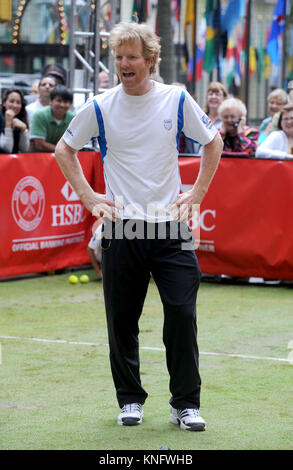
[[26, 99, 44, 125], [63, 81, 217, 221], [255, 130, 289, 159]]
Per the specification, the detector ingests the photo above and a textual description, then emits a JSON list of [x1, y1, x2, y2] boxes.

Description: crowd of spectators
[[179, 80, 293, 159], [0, 67, 116, 156], [1, 68, 292, 159], [0, 73, 74, 154], [1, 66, 292, 281]]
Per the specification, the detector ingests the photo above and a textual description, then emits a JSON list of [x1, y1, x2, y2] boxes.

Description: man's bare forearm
[[55, 138, 121, 220], [168, 132, 223, 222], [192, 132, 223, 203], [55, 138, 98, 212]]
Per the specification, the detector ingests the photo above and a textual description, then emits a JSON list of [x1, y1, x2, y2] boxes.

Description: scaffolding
[[68, 0, 119, 103]]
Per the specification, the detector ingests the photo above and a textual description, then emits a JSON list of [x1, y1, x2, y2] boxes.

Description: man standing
[[55, 22, 223, 431]]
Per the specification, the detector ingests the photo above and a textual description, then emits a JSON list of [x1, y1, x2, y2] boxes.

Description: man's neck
[[122, 78, 154, 96]]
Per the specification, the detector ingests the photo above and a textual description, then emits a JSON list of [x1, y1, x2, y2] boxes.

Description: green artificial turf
[[0, 271, 292, 450]]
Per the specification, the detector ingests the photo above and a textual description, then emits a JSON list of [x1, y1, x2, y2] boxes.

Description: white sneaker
[[170, 407, 206, 431], [117, 403, 143, 426]]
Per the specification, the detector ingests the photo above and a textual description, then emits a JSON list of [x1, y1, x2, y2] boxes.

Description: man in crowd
[[98, 71, 110, 90], [30, 85, 74, 152], [26, 75, 57, 125], [55, 22, 223, 432]]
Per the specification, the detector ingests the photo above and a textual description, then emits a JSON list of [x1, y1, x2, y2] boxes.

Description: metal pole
[[69, 0, 76, 91], [244, 0, 251, 118], [74, 49, 94, 74], [94, 0, 101, 95], [191, 0, 197, 97], [177, 4, 182, 82], [84, 0, 93, 96], [281, 0, 289, 88], [216, 0, 221, 82], [108, 0, 117, 88]]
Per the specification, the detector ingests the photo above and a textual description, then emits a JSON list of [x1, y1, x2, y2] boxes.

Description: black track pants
[[101, 220, 202, 409]]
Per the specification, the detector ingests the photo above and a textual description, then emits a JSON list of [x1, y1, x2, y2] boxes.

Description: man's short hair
[[109, 22, 161, 75], [50, 85, 73, 103]]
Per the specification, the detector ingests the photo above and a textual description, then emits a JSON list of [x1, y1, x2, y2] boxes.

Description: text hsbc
[[51, 204, 86, 226], [191, 209, 216, 232]]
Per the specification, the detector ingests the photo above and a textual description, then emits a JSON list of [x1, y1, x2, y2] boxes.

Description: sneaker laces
[[179, 408, 199, 419], [122, 403, 142, 413]]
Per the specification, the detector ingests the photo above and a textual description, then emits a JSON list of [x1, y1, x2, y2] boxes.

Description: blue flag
[[222, 0, 245, 37], [266, 0, 286, 66]]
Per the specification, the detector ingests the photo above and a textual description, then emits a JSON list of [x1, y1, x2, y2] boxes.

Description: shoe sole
[[170, 416, 206, 432], [118, 417, 142, 426]]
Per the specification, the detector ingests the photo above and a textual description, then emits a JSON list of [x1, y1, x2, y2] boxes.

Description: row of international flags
[[1, 0, 291, 88], [133, 0, 293, 86], [179, 0, 292, 86], [131, 0, 292, 87]]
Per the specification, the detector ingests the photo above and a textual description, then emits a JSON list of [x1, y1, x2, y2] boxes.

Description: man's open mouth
[[122, 72, 135, 77]]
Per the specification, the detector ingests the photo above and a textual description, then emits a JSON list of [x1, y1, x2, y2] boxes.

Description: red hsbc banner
[[0, 151, 104, 278], [1, 153, 292, 280], [180, 157, 293, 280]]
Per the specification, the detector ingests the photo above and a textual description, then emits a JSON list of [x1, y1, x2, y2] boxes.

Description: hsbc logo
[[51, 182, 86, 227], [61, 181, 80, 201]]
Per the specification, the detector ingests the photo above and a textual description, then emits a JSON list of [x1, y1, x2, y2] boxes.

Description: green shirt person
[[30, 85, 74, 153]]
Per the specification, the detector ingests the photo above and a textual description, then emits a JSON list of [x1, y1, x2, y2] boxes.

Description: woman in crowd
[[0, 88, 30, 153], [218, 97, 259, 156], [180, 81, 228, 155], [255, 103, 293, 159], [204, 81, 228, 130], [258, 88, 288, 145]]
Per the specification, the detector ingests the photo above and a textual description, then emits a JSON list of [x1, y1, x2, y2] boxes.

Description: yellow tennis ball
[[80, 274, 89, 284], [69, 275, 78, 284]]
